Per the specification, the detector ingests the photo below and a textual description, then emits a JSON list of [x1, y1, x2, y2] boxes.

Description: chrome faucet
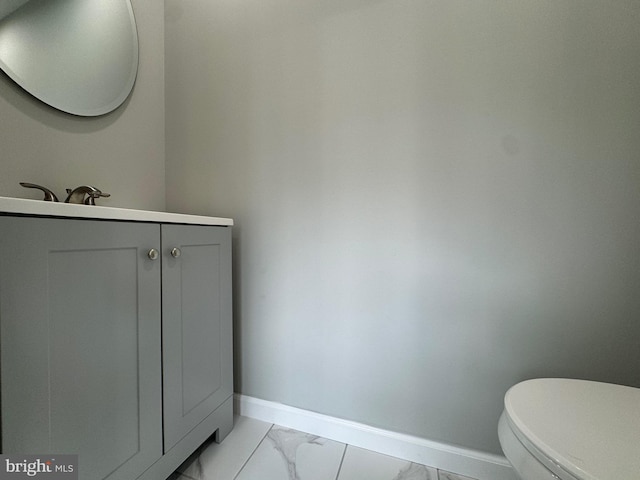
[[65, 185, 111, 205]]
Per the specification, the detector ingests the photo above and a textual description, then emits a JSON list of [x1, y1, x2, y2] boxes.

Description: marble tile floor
[[169, 416, 478, 480]]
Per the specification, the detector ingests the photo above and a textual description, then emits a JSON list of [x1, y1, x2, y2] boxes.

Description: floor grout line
[[333, 443, 348, 480], [231, 422, 275, 480]]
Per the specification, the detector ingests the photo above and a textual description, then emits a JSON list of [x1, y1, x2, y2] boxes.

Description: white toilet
[[498, 378, 640, 480]]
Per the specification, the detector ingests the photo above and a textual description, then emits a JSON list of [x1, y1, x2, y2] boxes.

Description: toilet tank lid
[[504, 378, 640, 480]]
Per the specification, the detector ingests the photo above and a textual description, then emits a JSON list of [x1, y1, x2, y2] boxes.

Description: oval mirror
[[0, 0, 138, 116]]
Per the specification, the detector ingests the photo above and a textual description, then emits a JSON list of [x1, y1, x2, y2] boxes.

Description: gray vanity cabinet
[[161, 224, 233, 451], [0, 215, 233, 480], [0, 216, 163, 480]]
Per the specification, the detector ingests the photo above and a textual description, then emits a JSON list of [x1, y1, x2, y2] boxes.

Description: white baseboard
[[234, 394, 517, 480]]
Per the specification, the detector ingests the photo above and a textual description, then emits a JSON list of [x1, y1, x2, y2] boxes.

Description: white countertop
[[0, 196, 233, 226]]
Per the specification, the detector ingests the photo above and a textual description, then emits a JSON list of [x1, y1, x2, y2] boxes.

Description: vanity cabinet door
[[0, 216, 163, 480], [161, 224, 233, 451]]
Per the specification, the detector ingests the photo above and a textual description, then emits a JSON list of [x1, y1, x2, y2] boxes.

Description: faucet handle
[[20, 182, 59, 202], [65, 185, 110, 205], [85, 190, 111, 205]]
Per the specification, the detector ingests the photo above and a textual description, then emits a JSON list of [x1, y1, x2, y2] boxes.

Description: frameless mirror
[[0, 0, 138, 116]]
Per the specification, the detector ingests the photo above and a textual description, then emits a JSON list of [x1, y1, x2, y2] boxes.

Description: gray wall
[[166, 0, 640, 455], [0, 0, 165, 210]]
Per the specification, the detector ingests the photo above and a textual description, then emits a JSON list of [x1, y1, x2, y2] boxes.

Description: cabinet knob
[[170, 247, 181, 258], [147, 248, 159, 260]]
